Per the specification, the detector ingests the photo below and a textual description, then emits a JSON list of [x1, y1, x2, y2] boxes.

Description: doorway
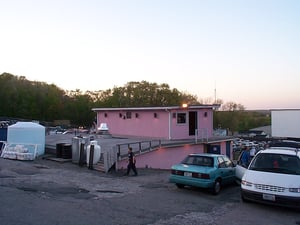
[[189, 111, 198, 136]]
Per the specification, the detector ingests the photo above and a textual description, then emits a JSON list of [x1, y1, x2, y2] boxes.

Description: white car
[[241, 143, 300, 208]]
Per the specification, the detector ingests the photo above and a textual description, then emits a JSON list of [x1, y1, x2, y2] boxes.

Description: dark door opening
[[207, 144, 221, 154], [226, 141, 231, 158], [189, 111, 198, 136]]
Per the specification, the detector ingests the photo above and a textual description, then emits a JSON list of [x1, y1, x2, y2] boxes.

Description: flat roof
[[271, 109, 300, 111], [92, 104, 220, 112]]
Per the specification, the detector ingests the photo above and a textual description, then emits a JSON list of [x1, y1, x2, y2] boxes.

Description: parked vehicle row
[[169, 140, 300, 209], [232, 138, 267, 152]]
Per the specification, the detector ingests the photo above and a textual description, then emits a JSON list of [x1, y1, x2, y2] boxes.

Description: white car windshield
[[249, 153, 300, 175]]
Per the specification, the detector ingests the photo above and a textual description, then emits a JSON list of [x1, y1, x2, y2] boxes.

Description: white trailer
[[271, 109, 300, 138]]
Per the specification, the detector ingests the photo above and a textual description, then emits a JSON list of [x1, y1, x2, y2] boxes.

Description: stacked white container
[[86, 140, 101, 165]]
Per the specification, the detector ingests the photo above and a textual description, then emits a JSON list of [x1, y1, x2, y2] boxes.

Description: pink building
[[92, 104, 220, 140], [92, 104, 235, 171]]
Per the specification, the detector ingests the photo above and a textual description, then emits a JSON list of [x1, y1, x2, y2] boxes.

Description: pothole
[[96, 190, 123, 193], [17, 187, 38, 192], [140, 183, 165, 189], [0, 175, 16, 178], [51, 187, 90, 195], [12, 169, 37, 175], [33, 164, 50, 169]]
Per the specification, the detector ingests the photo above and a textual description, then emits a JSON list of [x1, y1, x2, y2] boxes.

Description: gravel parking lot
[[0, 157, 299, 225]]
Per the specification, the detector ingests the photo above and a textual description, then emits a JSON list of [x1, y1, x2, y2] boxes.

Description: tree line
[[0, 73, 198, 127], [214, 110, 270, 134], [0, 73, 270, 132]]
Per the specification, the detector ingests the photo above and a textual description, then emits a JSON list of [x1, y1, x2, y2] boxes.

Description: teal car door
[[217, 156, 235, 184]]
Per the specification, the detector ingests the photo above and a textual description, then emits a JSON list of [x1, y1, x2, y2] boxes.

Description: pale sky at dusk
[[1, 0, 299, 110]]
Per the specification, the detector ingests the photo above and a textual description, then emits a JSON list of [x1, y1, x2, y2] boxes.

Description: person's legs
[[132, 164, 138, 175], [126, 164, 131, 175]]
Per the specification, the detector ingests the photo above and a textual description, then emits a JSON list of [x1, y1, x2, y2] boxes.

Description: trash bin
[[0, 126, 8, 156], [56, 143, 65, 158], [62, 144, 72, 159], [0, 128, 7, 142]]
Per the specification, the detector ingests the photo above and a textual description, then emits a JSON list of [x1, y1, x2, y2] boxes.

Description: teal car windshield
[[181, 155, 214, 167]]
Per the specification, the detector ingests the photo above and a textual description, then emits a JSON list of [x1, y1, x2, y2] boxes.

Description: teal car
[[169, 153, 236, 194]]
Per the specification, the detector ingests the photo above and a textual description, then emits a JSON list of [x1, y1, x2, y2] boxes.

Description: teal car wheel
[[212, 179, 221, 195], [176, 183, 185, 189]]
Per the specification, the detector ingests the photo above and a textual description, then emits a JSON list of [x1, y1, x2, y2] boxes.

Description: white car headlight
[[289, 188, 300, 193], [241, 180, 253, 187]]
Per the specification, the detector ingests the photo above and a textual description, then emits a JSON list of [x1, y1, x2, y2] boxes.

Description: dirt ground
[[0, 157, 299, 225]]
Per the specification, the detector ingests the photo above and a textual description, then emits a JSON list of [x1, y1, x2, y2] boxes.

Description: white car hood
[[243, 170, 300, 188]]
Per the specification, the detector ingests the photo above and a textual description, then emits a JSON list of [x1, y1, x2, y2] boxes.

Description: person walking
[[126, 147, 138, 176], [241, 146, 251, 168]]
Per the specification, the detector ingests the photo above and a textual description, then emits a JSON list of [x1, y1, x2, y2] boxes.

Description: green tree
[[65, 89, 95, 127], [214, 110, 271, 133], [0, 73, 67, 122], [97, 81, 199, 107]]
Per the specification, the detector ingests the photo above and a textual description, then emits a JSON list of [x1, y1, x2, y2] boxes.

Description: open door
[[189, 111, 198, 136]]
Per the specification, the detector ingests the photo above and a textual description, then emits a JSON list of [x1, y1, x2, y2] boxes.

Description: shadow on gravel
[[16, 185, 97, 199]]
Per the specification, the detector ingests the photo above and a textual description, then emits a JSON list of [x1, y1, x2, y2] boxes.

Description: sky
[[1, 0, 300, 110]]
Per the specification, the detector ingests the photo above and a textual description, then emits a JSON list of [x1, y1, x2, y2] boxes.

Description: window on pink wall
[[126, 112, 132, 119], [177, 113, 186, 124]]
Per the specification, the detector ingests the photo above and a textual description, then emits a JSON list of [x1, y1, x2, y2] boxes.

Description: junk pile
[[0, 121, 45, 161], [1, 143, 37, 160]]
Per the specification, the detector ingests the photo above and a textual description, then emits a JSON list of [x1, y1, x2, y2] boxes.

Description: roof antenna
[[214, 81, 217, 104]]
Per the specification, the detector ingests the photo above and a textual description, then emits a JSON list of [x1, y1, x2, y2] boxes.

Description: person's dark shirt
[[128, 151, 135, 164], [241, 150, 250, 167]]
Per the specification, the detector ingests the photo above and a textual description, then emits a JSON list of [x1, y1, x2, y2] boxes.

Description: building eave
[[92, 104, 220, 112]]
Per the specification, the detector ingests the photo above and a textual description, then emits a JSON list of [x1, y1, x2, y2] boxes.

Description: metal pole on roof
[[165, 108, 171, 140]]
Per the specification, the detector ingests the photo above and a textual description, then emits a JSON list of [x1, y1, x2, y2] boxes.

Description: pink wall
[[199, 110, 213, 136], [117, 144, 205, 170], [169, 109, 189, 139], [117, 140, 232, 170], [97, 108, 214, 140], [169, 109, 213, 139], [98, 110, 169, 139], [220, 142, 228, 155]]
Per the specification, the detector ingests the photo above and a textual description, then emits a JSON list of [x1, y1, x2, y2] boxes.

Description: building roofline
[[271, 109, 300, 111], [92, 104, 221, 112]]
